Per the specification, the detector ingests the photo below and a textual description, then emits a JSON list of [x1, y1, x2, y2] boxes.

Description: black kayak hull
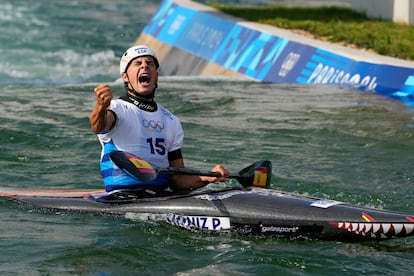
[[10, 187, 414, 242]]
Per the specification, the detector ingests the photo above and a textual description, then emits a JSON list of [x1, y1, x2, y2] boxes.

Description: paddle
[[109, 150, 272, 189]]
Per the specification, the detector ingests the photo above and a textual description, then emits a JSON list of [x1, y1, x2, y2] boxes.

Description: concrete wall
[[350, 0, 414, 25]]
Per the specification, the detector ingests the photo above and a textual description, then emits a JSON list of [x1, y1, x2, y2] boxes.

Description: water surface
[[1, 0, 413, 274]]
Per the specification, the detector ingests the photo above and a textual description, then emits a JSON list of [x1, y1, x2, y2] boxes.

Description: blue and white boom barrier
[[136, 0, 414, 106]]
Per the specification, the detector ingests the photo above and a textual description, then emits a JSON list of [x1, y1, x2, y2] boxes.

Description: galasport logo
[[142, 119, 164, 132]]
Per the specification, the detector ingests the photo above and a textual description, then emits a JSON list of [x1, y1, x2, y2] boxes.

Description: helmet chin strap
[[124, 73, 157, 100]]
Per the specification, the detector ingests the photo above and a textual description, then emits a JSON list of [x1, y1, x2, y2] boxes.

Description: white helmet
[[119, 45, 159, 75]]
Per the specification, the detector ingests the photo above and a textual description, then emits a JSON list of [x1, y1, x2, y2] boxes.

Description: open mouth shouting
[[136, 71, 155, 92], [139, 73, 151, 86], [139, 73, 150, 84]]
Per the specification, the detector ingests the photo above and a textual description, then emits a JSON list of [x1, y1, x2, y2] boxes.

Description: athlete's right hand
[[94, 84, 113, 108]]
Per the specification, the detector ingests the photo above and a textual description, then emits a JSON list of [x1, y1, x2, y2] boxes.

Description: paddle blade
[[109, 151, 157, 182], [237, 160, 272, 188]]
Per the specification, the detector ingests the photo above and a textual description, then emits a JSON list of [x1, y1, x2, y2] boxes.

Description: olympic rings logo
[[142, 119, 164, 132]]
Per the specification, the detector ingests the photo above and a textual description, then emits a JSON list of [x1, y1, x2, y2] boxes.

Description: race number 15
[[146, 137, 166, 155]]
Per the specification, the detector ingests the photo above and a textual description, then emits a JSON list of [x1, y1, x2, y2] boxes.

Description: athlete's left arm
[[168, 158, 228, 192]]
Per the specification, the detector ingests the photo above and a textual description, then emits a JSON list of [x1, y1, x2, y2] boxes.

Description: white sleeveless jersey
[[97, 99, 183, 190]]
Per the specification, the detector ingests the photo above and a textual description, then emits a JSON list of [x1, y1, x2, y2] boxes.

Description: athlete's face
[[122, 56, 158, 97]]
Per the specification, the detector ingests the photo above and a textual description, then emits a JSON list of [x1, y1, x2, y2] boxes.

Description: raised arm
[[90, 84, 115, 134]]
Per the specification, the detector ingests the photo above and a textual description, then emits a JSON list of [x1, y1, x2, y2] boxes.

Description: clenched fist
[[94, 84, 113, 108]]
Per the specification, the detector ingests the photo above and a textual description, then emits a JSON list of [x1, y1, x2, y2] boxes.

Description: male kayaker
[[90, 45, 228, 192]]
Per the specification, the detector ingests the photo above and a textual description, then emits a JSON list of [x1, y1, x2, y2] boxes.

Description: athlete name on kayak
[[167, 214, 231, 231]]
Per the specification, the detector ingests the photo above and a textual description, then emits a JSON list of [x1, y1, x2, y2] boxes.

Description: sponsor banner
[[212, 25, 289, 81], [298, 49, 414, 99], [143, 0, 187, 44], [143, 0, 414, 106]]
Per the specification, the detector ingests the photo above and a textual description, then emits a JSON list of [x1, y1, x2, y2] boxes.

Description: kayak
[[2, 186, 414, 242], [2, 152, 413, 242]]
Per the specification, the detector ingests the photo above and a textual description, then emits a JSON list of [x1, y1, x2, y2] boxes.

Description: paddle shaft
[[159, 167, 240, 179]]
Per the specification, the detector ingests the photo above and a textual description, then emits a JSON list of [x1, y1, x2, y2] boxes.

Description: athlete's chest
[[120, 108, 170, 135]]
